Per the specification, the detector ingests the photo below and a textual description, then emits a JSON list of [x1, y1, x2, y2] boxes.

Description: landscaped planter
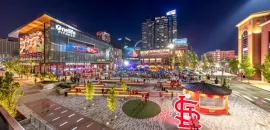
[[57, 88, 70, 95], [37, 81, 62, 90]]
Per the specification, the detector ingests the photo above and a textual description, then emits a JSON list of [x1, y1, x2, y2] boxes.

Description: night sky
[[1, 0, 270, 56]]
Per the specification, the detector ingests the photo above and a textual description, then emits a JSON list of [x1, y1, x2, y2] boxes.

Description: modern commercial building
[[236, 10, 270, 80], [142, 10, 177, 50], [0, 38, 19, 60], [9, 13, 117, 76], [204, 49, 236, 63], [96, 31, 111, 43], [140, 39, 188, 71]]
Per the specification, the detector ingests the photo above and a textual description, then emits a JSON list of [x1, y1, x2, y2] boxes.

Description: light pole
[[167, 43, 175, 71]]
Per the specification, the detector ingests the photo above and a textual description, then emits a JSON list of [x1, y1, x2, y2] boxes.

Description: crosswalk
[[233, 91, 270, 103]]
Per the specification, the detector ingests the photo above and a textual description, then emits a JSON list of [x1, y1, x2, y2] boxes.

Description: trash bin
[[65, 92, 68, 97]]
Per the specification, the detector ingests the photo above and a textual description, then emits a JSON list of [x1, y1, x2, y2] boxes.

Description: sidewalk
[[234, 79, 270, 92]]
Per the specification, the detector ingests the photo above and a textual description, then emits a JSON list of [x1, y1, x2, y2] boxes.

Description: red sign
[[174, 95, 201, 129], [89, 48, 98, 54]]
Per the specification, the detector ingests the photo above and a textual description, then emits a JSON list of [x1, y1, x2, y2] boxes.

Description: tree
[[107, 86, 118, 113], [202, 54, 209, 73], [169, 57, 175, 70], [229, 58, 239, 74], [121, 80, 127, 91], [208, 54, 215, 74], [188, 51, 198, 70], [241, 56, 255, 83], [261, 53, 270, 82], [176, 52, 189, 69], [85, 82, 95, 107], [0, 72, 23, 117]]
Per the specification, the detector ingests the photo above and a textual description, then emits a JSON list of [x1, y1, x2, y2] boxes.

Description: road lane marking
[[243, 95, 254, 101], [68, 113, 75, 118], [48, 113, 53, 116], [265, 98, 270, 102], [76, 118, 83, 122], [49, 104, 55, 107], [87, 123, 93, 128], [52, 117, 60, 121], [61, 110, 68, 114], [55, 107, 61, 110], [71, 127, 77, 130], [59, 121, 68, 126]]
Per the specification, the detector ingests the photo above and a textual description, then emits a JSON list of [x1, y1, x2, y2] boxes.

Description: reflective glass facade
[[45, 21, 112, 64]]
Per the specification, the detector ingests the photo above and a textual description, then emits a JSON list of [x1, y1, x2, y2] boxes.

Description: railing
[[0, 105, 25, 130], [29, 115, 54, 130]]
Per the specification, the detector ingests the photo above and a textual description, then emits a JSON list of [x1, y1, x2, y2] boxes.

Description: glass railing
[[0, 105, 24, 130]]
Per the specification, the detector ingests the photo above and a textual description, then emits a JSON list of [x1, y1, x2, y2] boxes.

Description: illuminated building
[[140, 40, 188, 71], [203, 49, 236, 63], [9, 13, 114, 76], [96, 31, 111, 43], [236, 10, 270, 80], [142, 10, 177, 50], [167, 10, 177, 43], [0, 38, 19, 60], [142, 19, 155, 49]]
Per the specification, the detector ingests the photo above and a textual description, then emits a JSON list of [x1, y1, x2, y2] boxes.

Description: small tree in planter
[[214, 77, 219, 84], [107, 85, 118, 123], [85, 82, 95, 107], [121, 80, 127, 91], [222, 79, 228, 87], [48, 72, 56, 81]]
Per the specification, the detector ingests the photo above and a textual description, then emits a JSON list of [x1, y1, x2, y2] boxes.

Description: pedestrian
[[34, 78, 37, 84], [102, 88, 104, 95]]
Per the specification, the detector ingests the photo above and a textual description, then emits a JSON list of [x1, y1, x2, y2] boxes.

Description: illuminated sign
[[166, 10, 176, 15], [174, 95, 201, 129], [173, 38, 188, 45], [106, 49, 110, 59], [125, 37, 131, 41], [56, 24, 76, 37], [140, 49, 170, 56], [67, 44, 98, 54], [118, 38, 122, 40], [125, 47, 140, 60]]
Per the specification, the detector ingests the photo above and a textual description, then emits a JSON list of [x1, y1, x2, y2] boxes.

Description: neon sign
[[55, 24, 76, 37], [174, 95, 202, 129]]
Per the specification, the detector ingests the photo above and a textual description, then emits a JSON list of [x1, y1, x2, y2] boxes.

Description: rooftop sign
[[55, 24, 76, 37], [167, 10, 176, 15]]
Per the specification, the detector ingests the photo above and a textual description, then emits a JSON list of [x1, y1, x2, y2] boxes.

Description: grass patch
[[57, 84, 70, 89], [122, 99, 161, 119]]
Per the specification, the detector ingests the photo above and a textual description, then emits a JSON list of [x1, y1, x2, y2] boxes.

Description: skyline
[[1, 0, 270, 55]]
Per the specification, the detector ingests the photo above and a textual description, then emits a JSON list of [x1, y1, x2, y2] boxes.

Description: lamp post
[[167, 43, 175, 71]]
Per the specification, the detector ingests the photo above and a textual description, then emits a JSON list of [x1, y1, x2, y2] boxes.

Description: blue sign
[[173, 38, 188, 45]]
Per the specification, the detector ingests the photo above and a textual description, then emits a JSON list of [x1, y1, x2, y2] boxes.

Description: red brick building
[[204, 49, 236, 64], [237, 10, 270, 81]]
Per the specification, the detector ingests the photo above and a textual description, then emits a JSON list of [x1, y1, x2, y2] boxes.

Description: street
[[231, 80, 270, 112]]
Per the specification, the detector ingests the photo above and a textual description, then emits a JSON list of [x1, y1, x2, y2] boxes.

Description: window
[[200, 96, 224, 108], [242, 31, 248, 57]]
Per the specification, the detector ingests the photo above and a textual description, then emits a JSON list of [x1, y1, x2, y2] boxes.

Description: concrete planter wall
[[57, 88, 70, 95], [38, 82, 63, 90]]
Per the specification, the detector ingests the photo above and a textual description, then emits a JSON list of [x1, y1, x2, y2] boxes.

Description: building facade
[[140, 44, 188, 71], [0, 38, 19, 60], [9, 14, 115, 76], [236, 10, 270, 80], [96, 31, 111, 43], [142, 19, 155, 50], [142, 10, 177, 50], [204, 49, 236, 63]]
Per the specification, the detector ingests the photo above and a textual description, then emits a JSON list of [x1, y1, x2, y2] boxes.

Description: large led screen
[[125, 47, 140, 60], [19, 31, 44, 58]]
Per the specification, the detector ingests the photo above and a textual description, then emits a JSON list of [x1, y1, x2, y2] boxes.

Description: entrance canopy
[[8, 13, 81, 38]]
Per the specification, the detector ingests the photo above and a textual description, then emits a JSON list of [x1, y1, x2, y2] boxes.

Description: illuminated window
[[199, 96, 224, 107], [242, 31, 248, 57]]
